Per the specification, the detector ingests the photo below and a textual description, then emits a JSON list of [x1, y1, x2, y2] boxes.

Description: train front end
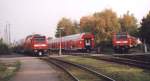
[[32, 36, 48, 56], [81, 33, 95, 52], [113, 32, 130, 53]]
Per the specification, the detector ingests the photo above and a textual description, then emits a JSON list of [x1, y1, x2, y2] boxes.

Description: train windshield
[[116, 35, 127, 40], [34, 37, 46, 42]]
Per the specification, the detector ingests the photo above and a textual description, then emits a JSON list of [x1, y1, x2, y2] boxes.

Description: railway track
[[41, 57, 79, 81], [41, 57, 116, 81], [113, 54, 150, 62], [83, 55, 150, 70], [64, 53, 150, 69]]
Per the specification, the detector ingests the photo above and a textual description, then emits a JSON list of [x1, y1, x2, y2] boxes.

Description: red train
[[48, 33, 95, 53], [15, 34, 48, 56], [112, 32, 138, 53]]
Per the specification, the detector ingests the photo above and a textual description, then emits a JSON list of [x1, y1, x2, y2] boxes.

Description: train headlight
[[116, 41, 128, 44], [116, 41, 121, 43], [34, 44, 40, 47], [40, 44, 47, 46], [122, 41, 128, 43], [34, 44, 47, 47]]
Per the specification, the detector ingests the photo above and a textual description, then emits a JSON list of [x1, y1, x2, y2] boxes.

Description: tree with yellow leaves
[[55, 17, 78, 37], [119, 11, 138, 36]]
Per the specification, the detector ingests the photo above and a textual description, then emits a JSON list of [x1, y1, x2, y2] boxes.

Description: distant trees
[[80, 16, 96, 33], [0, 38, 10, 54], [93, 9, 121, 44], [0, 38, 3, 43], [80, 9, 120, 44], [55, 9, 140, 45], [55, 17, 79, 37], [120, 11, 138, 36], [139, 11, 150, 44]]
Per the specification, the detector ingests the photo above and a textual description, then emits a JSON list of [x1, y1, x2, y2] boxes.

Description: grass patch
[[0, 61, 21, 81], [68, 66, 102, 81], [61, 56, 150, 81]]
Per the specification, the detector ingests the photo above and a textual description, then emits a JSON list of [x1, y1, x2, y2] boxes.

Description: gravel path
[[0, 54, 60, 81]]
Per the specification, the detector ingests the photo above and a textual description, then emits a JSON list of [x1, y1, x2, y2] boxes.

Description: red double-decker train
[[112, 32, 138, 53], [48, 33, 95, 53], [15, 34, 48, 56]]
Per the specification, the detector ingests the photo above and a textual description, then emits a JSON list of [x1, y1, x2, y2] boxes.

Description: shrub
[[0, 39, 11, 54]]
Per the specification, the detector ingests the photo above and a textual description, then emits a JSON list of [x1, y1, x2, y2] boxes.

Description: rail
[[41, 57, 79, 81], [84, 55, 150, 69], [46, 57, 116, 81], [65, 53, 150, 69]]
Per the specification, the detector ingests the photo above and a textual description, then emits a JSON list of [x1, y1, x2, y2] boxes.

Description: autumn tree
[[119, 11, 138, 36], [93, 9, 121, 44], [139, 11, 150, 44], [80, 16, 96, 33], [72, 21, 80, 33], [55, 17, 78, 37], [80, 9, 121, 44]]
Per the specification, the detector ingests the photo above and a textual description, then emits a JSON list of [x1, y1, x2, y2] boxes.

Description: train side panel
[[48, 33, 95, 53]]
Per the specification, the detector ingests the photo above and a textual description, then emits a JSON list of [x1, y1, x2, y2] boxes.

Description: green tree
[[0, 38, 10, 54], [0, 38, 3, 43], [55, 17, 77, 37], [120, 11, 138, 36], [139, 11, 150, 44]]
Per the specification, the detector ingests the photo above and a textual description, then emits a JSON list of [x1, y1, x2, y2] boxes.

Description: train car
[[22, 34, 48, 56], [48, 33, 94, 53], [112, 32, 138, 53]]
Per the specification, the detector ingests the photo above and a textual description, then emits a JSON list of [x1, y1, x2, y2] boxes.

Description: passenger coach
[[48, 33, 95, 53]]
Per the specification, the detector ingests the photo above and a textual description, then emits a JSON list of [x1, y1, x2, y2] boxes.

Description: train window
[[85, 39, 91, 46], [116, 35, 127, 40], [34, 37, 45, 42]]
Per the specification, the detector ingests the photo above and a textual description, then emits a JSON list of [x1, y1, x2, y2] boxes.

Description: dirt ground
[[0, 54, 60, 81]]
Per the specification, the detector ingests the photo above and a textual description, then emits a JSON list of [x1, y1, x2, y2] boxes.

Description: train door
[[84, 38, 92, 50]]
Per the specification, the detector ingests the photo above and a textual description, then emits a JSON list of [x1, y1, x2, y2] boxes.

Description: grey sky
[[0, 0, 150, 42]]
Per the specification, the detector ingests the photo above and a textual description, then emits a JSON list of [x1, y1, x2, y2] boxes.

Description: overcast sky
[[0, 0, 150, 42]]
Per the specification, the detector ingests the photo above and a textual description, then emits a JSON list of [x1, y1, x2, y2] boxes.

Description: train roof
[[26, 34, 45, 39], [48, 33, 93, 43], [62, 33, 85, 40]]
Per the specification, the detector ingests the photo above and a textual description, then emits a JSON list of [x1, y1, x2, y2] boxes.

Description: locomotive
[[48, 33, 95, 53], [15, 34, 48, 56], [112, 32, 138, 53]]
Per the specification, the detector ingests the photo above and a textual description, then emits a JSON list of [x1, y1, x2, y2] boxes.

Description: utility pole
[[58, 27, 64, 55], [8, 23, 11, 45], [143, 39, 148, 53], [4, 23, 8, 44], [4, 22, 11, 45], [0, 23, 2, 39]]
